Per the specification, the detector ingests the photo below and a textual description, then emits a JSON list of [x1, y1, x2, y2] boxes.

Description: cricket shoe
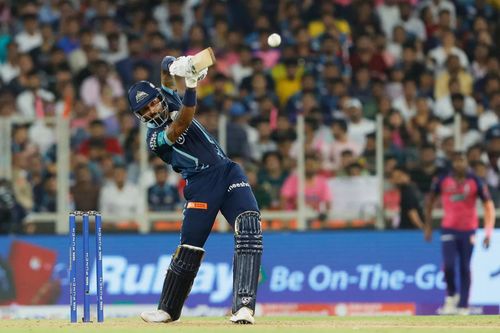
[[140, 309, 173, 323], [230, 307, 255, 325], [456, 307, 470, 316], [437, 294, 459, 315]]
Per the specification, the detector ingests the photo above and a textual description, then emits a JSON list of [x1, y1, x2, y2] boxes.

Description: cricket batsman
[[127, 55, 262, 324], [425, 151, 495, 315]]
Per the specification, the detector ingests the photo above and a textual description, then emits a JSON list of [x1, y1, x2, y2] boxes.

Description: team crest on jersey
[[136, 90, 148, 103]]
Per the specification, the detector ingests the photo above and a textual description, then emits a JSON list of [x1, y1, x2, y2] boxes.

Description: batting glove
[[169, 56, 195, 77]]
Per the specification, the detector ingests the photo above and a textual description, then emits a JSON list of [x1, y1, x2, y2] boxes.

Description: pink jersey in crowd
[[431, 173, 491, 231], [281, 173, 333, 210]]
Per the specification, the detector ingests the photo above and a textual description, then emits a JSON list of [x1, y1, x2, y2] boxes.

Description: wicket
[[69, 210, 104, 323]]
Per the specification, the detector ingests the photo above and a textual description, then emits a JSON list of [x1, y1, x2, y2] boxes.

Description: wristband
[[183, 88, 197, 107]]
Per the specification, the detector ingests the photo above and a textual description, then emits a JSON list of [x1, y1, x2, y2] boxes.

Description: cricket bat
[[191, 47, 216, 72]]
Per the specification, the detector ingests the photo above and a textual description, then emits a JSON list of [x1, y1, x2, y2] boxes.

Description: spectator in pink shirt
[[80, 59, 124, 108], [281, 152, 332, 213]]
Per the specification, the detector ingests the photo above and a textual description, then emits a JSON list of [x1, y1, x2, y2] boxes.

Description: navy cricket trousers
[[441, 228, 475, 308], [180, 161, 259, 248]]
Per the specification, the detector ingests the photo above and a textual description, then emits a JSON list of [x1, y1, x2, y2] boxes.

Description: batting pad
[[232, 211, 263, 314], [158, 244, 205, 320]]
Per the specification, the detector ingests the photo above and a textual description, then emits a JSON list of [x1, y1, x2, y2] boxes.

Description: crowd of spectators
[[0, 0, 499, 232]]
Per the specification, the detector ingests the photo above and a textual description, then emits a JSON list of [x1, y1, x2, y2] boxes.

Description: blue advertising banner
[[0, 230, 498, 308]]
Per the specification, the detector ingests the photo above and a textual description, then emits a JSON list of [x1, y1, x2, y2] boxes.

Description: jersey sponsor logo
[[187, 202, 208, 210], [135, 90, 149, 103], [227, 181, 251, 192]]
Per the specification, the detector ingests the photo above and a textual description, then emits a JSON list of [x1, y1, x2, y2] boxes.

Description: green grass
[[1, 316, 500, 333]]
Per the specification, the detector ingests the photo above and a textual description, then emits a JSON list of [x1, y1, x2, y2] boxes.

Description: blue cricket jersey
[[146, 87, 228, 179]]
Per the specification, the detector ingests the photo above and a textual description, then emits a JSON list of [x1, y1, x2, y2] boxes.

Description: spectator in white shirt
[[99, 163, 143, 223], [418, 0, 456, 29], [15, 70, 55, 119], [434, 80, 477, 122], [398, 2, 426, 41], [0, 42, 20, 84], [326, 118, 363, 172], [377, 0, 401, 39], [344, 98, 375, 151], [479, 91, 500, 133], [392, 78, 418, 121], [428, 30, 469, 73], [15, 14, 42, 53], [386, 25, 407, 64]]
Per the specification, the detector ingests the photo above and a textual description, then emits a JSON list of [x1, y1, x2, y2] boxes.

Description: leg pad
[[232, 211, 263, 313], [158, 244, 205, 320]]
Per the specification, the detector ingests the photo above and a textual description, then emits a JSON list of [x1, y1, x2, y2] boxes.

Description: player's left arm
[[475, 176, 495, 249]]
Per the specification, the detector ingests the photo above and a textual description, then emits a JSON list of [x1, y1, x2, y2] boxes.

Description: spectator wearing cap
[[99, 163, 143, 223], [15, 13, 42, 53], [435, 54, 473, 100], [148, 165, 181, 212], [344, 98, 375, 150]]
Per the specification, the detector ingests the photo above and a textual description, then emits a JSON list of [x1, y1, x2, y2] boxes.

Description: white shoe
[[230, 307, 255, 325], [438, 294, 459, 315], [140, 309, 173, 323], [457, 307, 470, 316]]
